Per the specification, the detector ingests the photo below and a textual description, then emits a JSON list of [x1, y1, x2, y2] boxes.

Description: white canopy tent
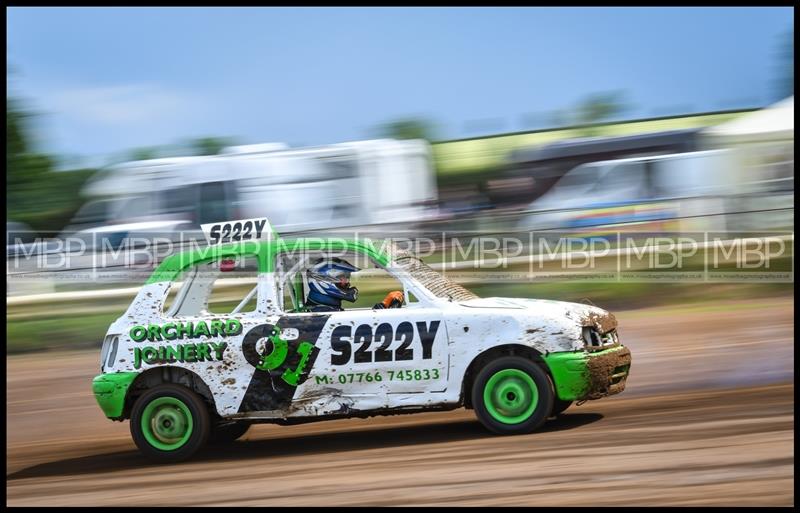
[[703, 96, 794, 144], [701, 96, 794, 231]]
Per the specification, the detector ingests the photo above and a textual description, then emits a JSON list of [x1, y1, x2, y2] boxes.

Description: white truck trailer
[[79, 138, 438, 235]]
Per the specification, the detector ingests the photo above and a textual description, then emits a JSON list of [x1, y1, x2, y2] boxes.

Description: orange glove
[[381, 290, 404, 309]]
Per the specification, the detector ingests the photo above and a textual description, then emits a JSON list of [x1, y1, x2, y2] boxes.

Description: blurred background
[[6, 7, 793, 352], [5, 7, 795, 506]]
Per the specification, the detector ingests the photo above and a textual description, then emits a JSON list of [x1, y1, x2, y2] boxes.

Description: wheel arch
[[123, 366, 219, 420]]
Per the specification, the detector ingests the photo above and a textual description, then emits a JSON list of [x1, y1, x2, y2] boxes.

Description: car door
[[279, 304, 449, 414], [324, 303, 449, 392], [278, 252, 449, 415]]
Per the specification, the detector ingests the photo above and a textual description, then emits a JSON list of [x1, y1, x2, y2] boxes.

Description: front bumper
[[92, 372, 138, 420], [543, 345, 631, 401]]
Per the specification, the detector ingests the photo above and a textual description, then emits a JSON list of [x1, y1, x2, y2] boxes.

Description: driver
[[306, 257, 404, 312]]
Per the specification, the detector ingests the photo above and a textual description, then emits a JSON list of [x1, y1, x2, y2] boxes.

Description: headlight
[[582, 327, 618, 349], [100, 336, 112, 370], [582, 326, 600, 347], [100, 335, 119, 371]]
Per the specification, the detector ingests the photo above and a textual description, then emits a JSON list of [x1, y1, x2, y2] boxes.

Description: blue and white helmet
[[307, 258, 360, 307]]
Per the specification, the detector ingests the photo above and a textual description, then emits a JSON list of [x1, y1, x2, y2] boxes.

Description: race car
[[92, 235, 631, 462]]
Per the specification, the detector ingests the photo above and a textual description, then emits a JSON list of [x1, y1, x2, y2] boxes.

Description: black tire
[[130, 384, 211, 463], [551, 398, 573, 417], [471, 356, 554, 435], [208, 421, 251, 445]]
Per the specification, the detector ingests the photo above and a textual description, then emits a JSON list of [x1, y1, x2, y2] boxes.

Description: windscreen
[[389, 248, 479, 302]]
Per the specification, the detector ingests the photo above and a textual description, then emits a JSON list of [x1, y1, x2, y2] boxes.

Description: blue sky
[[6, 7, 794, 164]]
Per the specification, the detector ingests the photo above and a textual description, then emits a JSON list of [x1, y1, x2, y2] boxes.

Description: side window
[[282, 274, 295, 312], [156, 185, 199, 224], [592, 162, 646, 199], [347, 265, 405, 310], [163, 255, 260, 317], [206, 255, 259, 314], [278, 250, 406, 313], [198, 181, 231, 225], [315, 156, 361, 222], [115, 195, 154, 221], [281, 272, 306, 313], [643, 160, 661, 198], [275, 252, 305, 313], [163, 267, 194, 313]]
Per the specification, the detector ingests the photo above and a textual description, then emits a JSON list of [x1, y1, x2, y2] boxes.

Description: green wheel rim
[[141, 397, 194, 451], [483, 369, 539, 424]]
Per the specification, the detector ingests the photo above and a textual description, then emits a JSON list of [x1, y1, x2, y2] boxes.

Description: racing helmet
[[306, 257, 360, 307]]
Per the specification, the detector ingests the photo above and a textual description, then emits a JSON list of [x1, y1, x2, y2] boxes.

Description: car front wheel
[[472, 356, 554, 435]]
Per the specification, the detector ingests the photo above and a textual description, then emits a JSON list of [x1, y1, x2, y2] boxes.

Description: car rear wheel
[[208, 421, 251, 445], [472, 356, 554, 435], [130, 384, 210, 463]]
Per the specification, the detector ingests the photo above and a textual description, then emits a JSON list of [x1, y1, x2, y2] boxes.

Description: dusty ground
[[6, 296, 794, 506]]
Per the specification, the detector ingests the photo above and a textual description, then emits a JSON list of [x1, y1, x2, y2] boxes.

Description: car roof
[[146, 237, 390, 284]]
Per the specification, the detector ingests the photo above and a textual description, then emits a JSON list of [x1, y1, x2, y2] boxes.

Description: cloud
[[15, 80, 217, 157], [46, 83, 201, 125]]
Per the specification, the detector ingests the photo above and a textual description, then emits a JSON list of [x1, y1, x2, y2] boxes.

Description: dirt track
[[6, 297, 795, 506]]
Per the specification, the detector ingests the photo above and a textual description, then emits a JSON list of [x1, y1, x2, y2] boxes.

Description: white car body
[[97, 240, 625, 421]]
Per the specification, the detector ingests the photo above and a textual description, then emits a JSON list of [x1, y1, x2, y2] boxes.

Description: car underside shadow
[[7, 412, 603, 480]]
